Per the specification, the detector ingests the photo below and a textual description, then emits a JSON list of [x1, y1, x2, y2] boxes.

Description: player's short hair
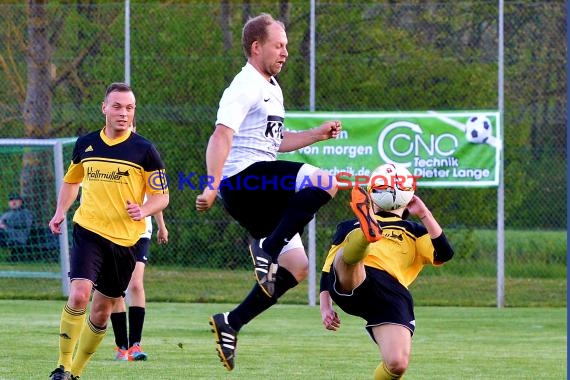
[[242, 13, 285, 58], [104, 82, 133, 102]]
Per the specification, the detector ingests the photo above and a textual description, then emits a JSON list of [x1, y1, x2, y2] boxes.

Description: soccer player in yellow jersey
[[320, 184, 454, 380], [110, 120, 169, 362], [47, 82, 169, 380]]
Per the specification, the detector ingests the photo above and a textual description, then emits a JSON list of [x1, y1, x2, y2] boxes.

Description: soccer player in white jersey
[[196, 13, 342, 371]]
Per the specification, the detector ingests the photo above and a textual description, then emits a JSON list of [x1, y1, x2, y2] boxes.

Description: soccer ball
[[465, 116, 492, 143], [367, 163, 415, 211]]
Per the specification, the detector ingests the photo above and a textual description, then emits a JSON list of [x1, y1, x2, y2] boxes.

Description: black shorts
[[219, 160, 304, 239], [134, 238, 150, 264], [327, 266, 415, 340], [69, 224, 138, 298]]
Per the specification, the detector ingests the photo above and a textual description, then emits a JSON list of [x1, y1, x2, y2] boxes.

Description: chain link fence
[[0, 2, 565, 306]]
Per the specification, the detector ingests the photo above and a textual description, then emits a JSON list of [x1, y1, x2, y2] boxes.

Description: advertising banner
[[279, 111, 501, 187]]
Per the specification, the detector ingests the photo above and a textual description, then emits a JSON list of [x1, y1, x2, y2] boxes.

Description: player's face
[[8, 199, 21, 209], [102, 90, 136, 137], [259, 22, 288, 78]]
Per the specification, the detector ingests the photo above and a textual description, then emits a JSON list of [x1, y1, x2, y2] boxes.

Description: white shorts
[[279, 233, 304, 255]]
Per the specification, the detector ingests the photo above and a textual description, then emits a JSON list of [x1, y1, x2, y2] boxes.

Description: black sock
[[110, 312, 128, 349], [128, 306, 146, 346], [263, 187, 332, 259], [228, 266, 298, 331]]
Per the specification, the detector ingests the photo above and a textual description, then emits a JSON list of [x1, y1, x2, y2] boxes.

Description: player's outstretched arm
[[279, 120, 342, 152]]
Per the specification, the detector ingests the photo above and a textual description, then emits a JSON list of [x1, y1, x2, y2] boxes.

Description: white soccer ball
[[367, 163, 415, 211], [465, 116, 492, 143]]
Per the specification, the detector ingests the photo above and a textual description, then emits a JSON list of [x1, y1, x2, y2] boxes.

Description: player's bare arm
[[196, 124, 234, 212], [406, 195, 443, 238], [319, 290, 341, 331], [48, 182, 81, 234], [153, 211, 169, 244], [278, 120, 342, 152], [128, 193, 169, 221]]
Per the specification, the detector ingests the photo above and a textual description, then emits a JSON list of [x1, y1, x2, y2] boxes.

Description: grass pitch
[[0, 300, 565, 379]]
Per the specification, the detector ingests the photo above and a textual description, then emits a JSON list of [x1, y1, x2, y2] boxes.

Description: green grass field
[[0, 300, 565, 379]]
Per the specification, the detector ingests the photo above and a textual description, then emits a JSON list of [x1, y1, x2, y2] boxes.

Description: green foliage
[[0, 2, 565, 230], [0, 3, 565, 302]]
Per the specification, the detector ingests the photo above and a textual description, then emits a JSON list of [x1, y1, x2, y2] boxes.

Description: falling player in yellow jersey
[[319, 183, 454, 380], [47, 82, 169, 380]]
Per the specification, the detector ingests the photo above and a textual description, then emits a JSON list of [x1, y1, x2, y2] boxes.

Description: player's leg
[[51, 225, 99, 377], [332, 244, 368, 293], [110, 298, 129, 360], [232, 237, 307, 323], [210, 237, 306, 371], [348, 185, 382, 247], [370, 324, 412, 380], [71, 239, 136, 378], [248, 162, 335, 296], [261, 163, 337, 259], [53, 279, 91, 378], [229, 242, 307, 330], [71, 291, 118, 376], [126, 258, 148, 361], [332, 183, 383, 291]]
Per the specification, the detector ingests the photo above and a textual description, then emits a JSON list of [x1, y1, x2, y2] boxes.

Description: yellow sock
[[57, 305, 86, 371], [342, 229, 371, 264], [373, 361, 402, 380], [70, 317, 106, 377]]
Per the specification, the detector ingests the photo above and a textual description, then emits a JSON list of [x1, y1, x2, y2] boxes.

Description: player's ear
[[251, 40, 261, 55]]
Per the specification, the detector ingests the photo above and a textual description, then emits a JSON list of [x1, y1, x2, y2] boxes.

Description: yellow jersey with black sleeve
[[322, 211, 453, 289], [64, 128, 167, 247]]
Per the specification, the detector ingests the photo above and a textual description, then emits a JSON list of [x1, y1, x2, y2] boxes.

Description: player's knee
[[68, 283, 92, 308], [128, 281, 144, 295], [385, 356, 409, 376], [292, 265, 308, 282], [314, 169, 337, 197], [90, 308, 111, 327]]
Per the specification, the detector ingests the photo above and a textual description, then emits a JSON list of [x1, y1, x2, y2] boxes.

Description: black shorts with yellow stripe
[[69, 224, 140, 298], [327, 266, 416, 341]]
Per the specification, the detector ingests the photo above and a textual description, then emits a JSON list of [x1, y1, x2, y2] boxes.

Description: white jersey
[[140, 215, 152, 240], [216, 63, 285, 178], [140, 195, 152, 239]]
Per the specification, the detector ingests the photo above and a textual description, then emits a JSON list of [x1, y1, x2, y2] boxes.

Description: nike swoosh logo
[[264, 98, 270, 102]]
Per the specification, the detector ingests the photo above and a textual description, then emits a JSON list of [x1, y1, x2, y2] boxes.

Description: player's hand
[[48, 214, 65, 234], [126, 200, 144, 221], [196, 188, 217, 212], [406, 195, 428, 218], [317, 120, 342, 141], [321, 306, 341, 331], [157, 227, 169, 244]]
